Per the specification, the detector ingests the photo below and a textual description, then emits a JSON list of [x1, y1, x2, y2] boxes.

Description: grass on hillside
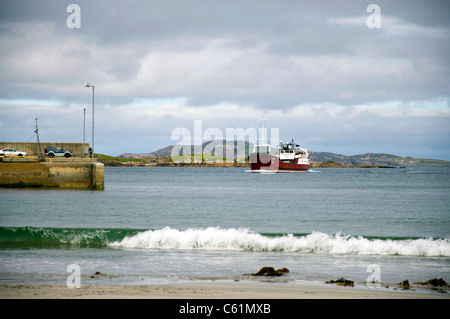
[[95, 154, 146, 162], [171, 154, 249, 163]]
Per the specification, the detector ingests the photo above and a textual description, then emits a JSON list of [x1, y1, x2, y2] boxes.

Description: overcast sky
[[0, 0, 449, 160]]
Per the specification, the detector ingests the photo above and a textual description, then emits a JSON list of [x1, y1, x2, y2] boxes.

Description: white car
[[45, 146, 73, 158], [0, 148, 28, 156]]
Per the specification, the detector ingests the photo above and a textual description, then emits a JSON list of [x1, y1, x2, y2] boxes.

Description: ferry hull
[[249, 153, 310, 172]]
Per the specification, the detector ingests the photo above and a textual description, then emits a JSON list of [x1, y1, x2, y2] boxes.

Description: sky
[[0, 0, 449, 160]]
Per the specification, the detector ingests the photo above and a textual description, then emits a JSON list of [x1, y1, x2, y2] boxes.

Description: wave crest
[[109, 227, 450, 257]]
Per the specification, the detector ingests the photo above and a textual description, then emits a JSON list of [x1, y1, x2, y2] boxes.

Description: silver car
[[0, 148, 28, 156], [45, 146, 73, 158]]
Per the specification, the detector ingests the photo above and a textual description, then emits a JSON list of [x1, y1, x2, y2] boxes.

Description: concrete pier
[[0, 158, 104, 190], [0, 142, 90, 157], [0, 142, 103, 190]]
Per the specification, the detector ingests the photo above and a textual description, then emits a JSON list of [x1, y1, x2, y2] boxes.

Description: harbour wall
[[0, 159, 104, 190], [0, 142, 90, 157]]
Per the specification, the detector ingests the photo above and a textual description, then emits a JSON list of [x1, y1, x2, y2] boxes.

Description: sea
[[0, 166, 449, 295]]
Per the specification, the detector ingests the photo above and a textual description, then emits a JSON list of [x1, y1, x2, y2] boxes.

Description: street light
[[83, 108, 86, 143], [83, 107, 86, 157], [84, 82, 94, 162]]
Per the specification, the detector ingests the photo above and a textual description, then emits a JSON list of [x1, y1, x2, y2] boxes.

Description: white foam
[[244, 169, 310, 174], [109, 227, 450, 257]]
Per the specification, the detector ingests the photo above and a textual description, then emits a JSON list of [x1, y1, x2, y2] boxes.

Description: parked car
[[45, 146, 73, 158], [0, 148, 28, 156]]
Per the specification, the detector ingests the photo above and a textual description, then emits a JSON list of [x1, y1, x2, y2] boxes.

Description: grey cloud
[[0, 0, 449, 159]]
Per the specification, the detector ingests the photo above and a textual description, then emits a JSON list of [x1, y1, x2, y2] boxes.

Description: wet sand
[[1, 281, 448, 299]]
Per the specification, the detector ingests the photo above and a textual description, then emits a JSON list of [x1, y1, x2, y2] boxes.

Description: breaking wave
[[109, 227, 450, 257], [1, 226, 449, 256]]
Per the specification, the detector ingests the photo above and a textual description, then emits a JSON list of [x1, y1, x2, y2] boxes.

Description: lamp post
[[83, 108, 86, 143], [84, 82, 94, 162], [83, 107, 86, 157]]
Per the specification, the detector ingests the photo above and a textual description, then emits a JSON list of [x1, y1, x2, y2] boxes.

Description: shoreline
[[1, 281, 448, 299], [97, 154, 419, 168], [100, 160, 407, 169]]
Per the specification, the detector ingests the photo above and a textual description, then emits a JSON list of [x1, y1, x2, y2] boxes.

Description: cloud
[[2, 97, 448, 160], [0, 0, 449, 160], [328, 14, 450, 38]]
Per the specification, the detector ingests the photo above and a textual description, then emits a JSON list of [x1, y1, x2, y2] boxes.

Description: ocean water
[[0, 166, 449, 293]]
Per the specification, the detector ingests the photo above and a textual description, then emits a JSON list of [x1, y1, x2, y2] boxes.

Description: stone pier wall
[[0, 142, 90, 157], [0, 160, 104, 190]]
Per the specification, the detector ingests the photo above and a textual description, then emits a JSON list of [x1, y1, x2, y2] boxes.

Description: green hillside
[[112, 140, 449, 167]]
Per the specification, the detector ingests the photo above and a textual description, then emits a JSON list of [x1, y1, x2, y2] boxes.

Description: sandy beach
[[1, 281, 448, 299]]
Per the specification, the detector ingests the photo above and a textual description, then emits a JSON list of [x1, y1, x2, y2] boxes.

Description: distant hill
[[117, 145, 173, 159], [309, 152, 449, 166], [116, 140, 449, 166], [117, 140, 252, 160]]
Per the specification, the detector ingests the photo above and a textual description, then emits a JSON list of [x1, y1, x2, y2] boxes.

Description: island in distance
[[97, 140, 449, 167]]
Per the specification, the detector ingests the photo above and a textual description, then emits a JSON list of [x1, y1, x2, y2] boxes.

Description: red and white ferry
[[249, 139, 310, 172]]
